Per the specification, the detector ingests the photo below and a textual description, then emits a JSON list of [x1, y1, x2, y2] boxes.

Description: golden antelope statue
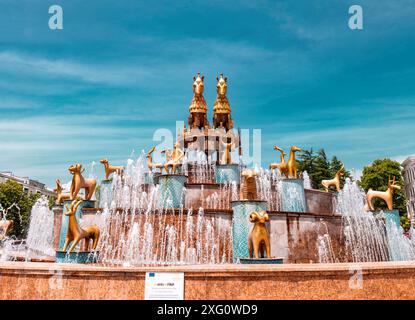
[[146, 147, 164, 173], [100, 159, 124, 180], [364, 176, 401, 212], [269, 146, 287, 176], [219, 138, 233, 165], [240, 169, 258, 200], [54, 179, 71, 205], [0, 220, 13, 241], [164, 142, 184, 174], [321, 165, 345, 192], [248, 211, 271, 259], [68, 164, 97, 200], [287, 146, 302, 179], [62, 200, 100, 254]]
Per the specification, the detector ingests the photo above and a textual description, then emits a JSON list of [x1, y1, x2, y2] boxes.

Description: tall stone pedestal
[[384, 210, 403, 261], [231, 200, 268, 262], [155, 174, 187, 209], [280, 179, 307, 212], [58, 200, 96, 250], [99, 180, 112, 208], [215, 164, 240, 184]]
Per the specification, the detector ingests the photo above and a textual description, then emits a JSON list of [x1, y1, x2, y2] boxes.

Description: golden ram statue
[[248, 210, 271, 259]]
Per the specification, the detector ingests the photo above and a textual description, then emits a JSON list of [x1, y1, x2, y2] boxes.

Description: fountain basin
[[155, 174, 187, 209], [280, 179, 307, 212], [55, 251, 99, 264], [239, 258, 283, 264]]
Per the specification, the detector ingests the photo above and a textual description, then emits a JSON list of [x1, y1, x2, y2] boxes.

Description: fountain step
[[239, 258, 283, 264], [55, 251, 99, 264]]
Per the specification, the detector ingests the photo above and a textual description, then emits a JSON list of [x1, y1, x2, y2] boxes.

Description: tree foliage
[[359, 158, 408, 228], [0, 180, 40, 238], [297, 148, 351, 190]]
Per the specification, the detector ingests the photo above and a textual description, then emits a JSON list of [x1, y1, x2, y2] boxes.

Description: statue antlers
[[365, 176, 401, 212], [62, 200, 100, 254]]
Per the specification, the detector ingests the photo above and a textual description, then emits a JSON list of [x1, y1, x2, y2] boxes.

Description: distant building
[[402, 157, 415, 220], [0, 171, 55, 199]]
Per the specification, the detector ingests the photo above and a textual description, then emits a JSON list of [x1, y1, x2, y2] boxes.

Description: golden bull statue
[[248, 210, 271, 259], [62, 200, 100, 254], [364, 176, 401, 212]]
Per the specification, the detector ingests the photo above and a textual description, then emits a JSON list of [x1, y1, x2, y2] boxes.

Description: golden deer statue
[[53, 179, 71, 205], [364, 176, 401, 212], [269, 146, 288, 176], [62, 200, 100, 254], [248, 211, 271, 259], [100, 159, 124, 180], [287, 146, 302, 179], [146, 147, 164, 173], [0, 220, 13, 241], [69, 164, 97, 200], [164, 142, 184, 174], [219, 138, 233, 165], [321, 165, 345, 192], [240, 169, 258, 200]]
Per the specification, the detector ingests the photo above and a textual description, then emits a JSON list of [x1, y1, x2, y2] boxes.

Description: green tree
[[359, 158, 408, 228], [0, 180, 40, 238]]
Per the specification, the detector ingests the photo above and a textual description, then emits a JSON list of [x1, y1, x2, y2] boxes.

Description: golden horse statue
[[240, 169, 258, 200], [248, 211, 271, 259], [321, 165, 345, 192], [164, 142, 184, 174], [54, 179, 71, 205], [68, 164, 97, 200], [269, 146, 287, 176], [213, 73, 233, 130], [146, 147, 164, 173], [62, 200, 100, 254], [188, 73, 209, 129], [0, 220, 13, 241], [364, 176, 401, 212], [100, 159, 124, 180]]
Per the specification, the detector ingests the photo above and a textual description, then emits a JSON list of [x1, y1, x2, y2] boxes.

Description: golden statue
[[54, 179, 71, 205], [147, 147, 164, 173], [248, 210, 271, 259], [364, 176, 401, 212], [240, 169, 258, 200], [0, 220, 13, 241], [68, 164, 97, 200], [62, 200, 100, 254], [188, 73, 209, 129], [164, 142, 184, 174], [213, 74, 233, 130], [321, 165, 344, 192], [219, 138, 233, 165], [269, 146, 287, 176], [100, 159, 124, 180], [287, 146, 302, 179]]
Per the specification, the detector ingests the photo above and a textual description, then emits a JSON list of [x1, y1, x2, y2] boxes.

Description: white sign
[[145, 272, 184, 300]]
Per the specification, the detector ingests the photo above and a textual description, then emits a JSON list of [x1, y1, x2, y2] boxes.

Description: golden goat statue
[[62, 200, 100, 254], [54, 179, 71, 205], [100, 159, 124, 180], [248, 210, 271, 259], [68, 164, 97, 200], [364, 176, 401, 212], [269, 146, 287, 176], [321, 165, 345, 192]]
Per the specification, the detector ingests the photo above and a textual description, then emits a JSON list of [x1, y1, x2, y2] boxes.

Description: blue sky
[[0, 0, 415, 187]]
